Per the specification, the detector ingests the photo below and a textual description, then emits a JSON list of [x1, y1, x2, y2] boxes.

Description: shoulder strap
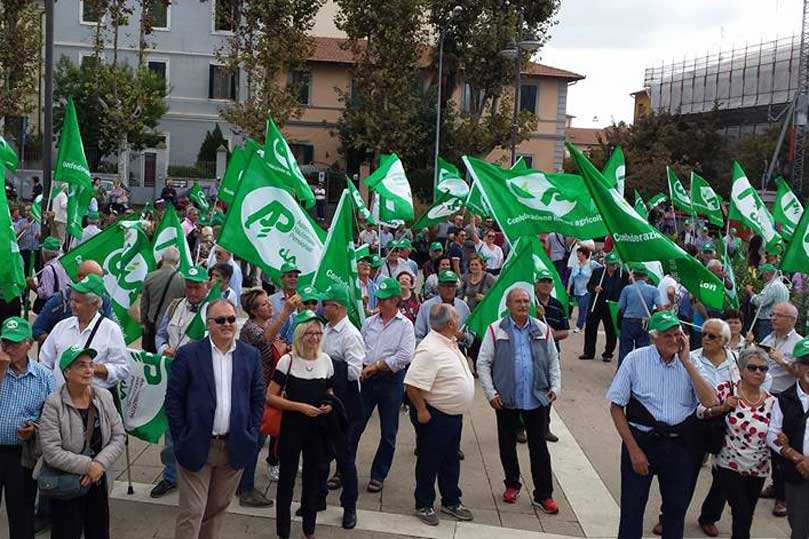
[[280, 354, 294, 396], [84, 316, 104, 349], [82, 401, 97, 452], [51, 265, 60, 293], [152, 269, 180, 323]]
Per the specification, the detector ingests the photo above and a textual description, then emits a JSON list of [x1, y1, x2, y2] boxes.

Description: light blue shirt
[[568, 260, 600, 296], [618, 280, 662, 319], [607, 344, 699, 431], [0, 361, 55, 446], [414, 295, 471, 345], [361, 311, 415, 373], [510, 317, 542, 410]]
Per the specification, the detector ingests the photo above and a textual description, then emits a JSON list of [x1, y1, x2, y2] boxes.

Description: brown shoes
[[700, 522, 719, 537]]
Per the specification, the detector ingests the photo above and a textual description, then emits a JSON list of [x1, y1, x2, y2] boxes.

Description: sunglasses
[[702, 333, 721, 341], [208, 316, 237, 325], [745, 364, 769, 373]]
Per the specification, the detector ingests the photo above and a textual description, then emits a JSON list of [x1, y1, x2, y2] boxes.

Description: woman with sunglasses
[[267, 311, 335, 539], [710, 348, 778, 539]]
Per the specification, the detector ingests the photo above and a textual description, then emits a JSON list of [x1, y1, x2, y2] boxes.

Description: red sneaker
[[503, 487, 520, 504], [533, 497, 559, 514]]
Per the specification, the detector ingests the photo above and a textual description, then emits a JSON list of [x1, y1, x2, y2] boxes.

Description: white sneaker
[[267, 464, 280, 482], [573, 328, 581, 333]]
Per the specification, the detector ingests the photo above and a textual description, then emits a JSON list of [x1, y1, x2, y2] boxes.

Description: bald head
[[77, 260, 103, 280]]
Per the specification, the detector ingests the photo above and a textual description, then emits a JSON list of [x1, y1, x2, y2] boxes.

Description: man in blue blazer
[[165, 299, 265, 539]]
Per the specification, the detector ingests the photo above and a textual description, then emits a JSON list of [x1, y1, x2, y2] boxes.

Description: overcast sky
[[540, 0, 804, 128]]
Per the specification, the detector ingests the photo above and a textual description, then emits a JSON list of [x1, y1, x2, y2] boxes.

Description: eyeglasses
[[772, 313, 796, 319], [745, 364, 769, 373], [702, 332, 721, 341], [304, 331, 323, 337], [208, 316, 237, 325]]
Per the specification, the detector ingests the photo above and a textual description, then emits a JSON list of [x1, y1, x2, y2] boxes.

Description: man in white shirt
[[406, 303, 476, 526], [51, 186, 68, 244], [358, 222, 379, 249], [39, 274, 129, 389], [321, 284, 366, 529]]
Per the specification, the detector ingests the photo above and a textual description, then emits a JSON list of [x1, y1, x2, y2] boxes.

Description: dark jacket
[[586, 266, 627, 310], [776, 383, 809, 484], [165, 338, 265, 472]]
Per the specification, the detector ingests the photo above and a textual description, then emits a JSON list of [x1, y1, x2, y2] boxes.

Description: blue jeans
[[619, 318, 650, 365], [238, 434, 267, 493], [575, 293, 590, 330], [619, 432, 696, 539], [161, 431, 176, 484], [410, 405, 462, 509], [356, 369, 406, 483]]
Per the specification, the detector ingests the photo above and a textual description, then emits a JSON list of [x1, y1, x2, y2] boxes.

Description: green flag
[[463, 155, 607, 242], [465, 181, 491, 218], [31, 194, 42, 223], [435, 157, 469, 203], [465, 236, 539, 337], [773, 177, 803, 241], [0, 135, 19, 171], [117, 349, 173, 443], [312, 190, 365, 330], [152, 204, 193, 271], [567, 143, 725, 310], [55, 97, 94, 239], [602, 147, 626, 196], [185, 284, 222, 341], [606, 300, 620, 334], [218, 145, 247, 206], [354, 243, 371, 261], [634, 190, 649, 219], [728, 161, 782, 253], [363, 154, 414, 222], [667, 167, 691, 213], [412, 198, 465, 231], [187, 181, 210, 214], [346, 175, 376, 225], [717, 239, 740, 310], [690, 172, 723, 227], [526, 235, 569, 316], [648, 193, 667, 211], [60, 218, 155, 343], [263, 118, 315, 209], [0, 162, 26, 302], [218, 154, 325, 283], [781, 195, 809, 273]]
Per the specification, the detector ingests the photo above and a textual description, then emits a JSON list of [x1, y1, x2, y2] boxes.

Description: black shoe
[[34, 517, 50, 535], [601, 353, 613, 362], [516, 429, 527, 444], [458, 449, 465, 460], [296, 502, 327, 516], [342, 507, 357, 529], [544, 431, 559, 443], [578, 354, 594, 360], [327, 473, 342, 490], [150, 479, 176, 498]]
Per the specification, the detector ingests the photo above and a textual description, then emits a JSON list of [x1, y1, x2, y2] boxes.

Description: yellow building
[[630, 88, 651, 123], [282, 36, 584, 175]]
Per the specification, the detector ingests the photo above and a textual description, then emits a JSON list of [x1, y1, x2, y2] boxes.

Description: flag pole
[[589, 267, 606, 314], [124, 434, 134, 495]]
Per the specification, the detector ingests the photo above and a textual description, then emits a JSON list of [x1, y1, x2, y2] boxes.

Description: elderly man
[[422, 256, 452, 300], [269, 262, 302, 343], [748, 264, 791, 341], [358, 221, 379, 249], [165, 299, 265, 539], [39, 274, 128, 388], [581, 252, 625, 361], [141, 247, 186, 353], [0, 317, 54, 539], [758, 302, 804, 516], [607, 311, 717, 539], [767, 337, 809, 539], [321, 284, 366, 529], [32, 260, 112, 344], [617, 264, 663, 364], [30, 236, 71, 313], [415, 271, 470, 346], [476, 288, 561, 513], [406, 304, 476, 526], [355, 278, 415, 493], [376, 241, 413, 281], [152, 265, 212, 498]]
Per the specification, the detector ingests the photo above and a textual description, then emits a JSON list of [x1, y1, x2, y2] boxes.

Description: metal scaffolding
[[791, 0, 809, 193]]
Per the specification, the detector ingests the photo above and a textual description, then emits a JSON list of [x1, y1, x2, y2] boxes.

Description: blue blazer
[[165, 338, 265, 472]]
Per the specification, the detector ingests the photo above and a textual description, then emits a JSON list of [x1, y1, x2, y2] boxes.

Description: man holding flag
[[580, 252, 627, 362]]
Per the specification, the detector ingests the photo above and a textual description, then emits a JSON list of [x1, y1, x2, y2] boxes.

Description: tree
[[197, 124, 229, 164], [213, 0, 325, 139], [0, 0, 41, 129]]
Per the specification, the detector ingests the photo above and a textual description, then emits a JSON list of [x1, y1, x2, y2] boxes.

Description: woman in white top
[[473, 229, 504, 274]]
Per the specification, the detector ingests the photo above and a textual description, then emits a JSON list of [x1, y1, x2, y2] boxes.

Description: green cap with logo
[[41, 236, 61, 251], [87, 211, 100, 221], [398, 239, 413, 250], [369, 254, 383, 268], [648, 311, 681, 333], [429, 241, 443, 252], [71, 274, 106, 296], [294, 309, 321, 327], [701, 242, 715, 253], [322, 284, 350, 308], [605, 252, 620, 264], [280, 262, 301, 275], [1, 317, 31, 342], [535, 268, 553, 282], [759, 263, 777, 274], [59, 345, 97, 372], [182, 265, 209, 283], [793, 337, 809, 363], [375, 277, 402, 299], [438, 270, 460, 284], [298, 285, 322, 303]]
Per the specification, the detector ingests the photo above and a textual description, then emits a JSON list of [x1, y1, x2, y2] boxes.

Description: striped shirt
[[0, 361, 55, 446], [606, 344, 699, 431]]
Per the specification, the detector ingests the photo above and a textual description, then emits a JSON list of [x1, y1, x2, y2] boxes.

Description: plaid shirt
[[0, 360, 55, 446]]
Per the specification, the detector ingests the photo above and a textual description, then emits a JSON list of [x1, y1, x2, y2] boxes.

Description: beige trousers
[[174, 439, 243, 539]]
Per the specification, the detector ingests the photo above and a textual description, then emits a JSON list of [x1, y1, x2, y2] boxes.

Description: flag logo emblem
[[506, 174, 577, 215]]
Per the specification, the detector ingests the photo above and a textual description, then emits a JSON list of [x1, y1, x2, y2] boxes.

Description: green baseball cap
[[438, 270, 460, 284], [605, 252, 620, 264], [375, 277, 402, 299], [535, 269, 553, 282], [59, 345, 97, 372], [294, 309, 321, 327], [280, 262, 301, 275], [386, 240, 399, 250], [297, 285, 322, 303], [87, 211, 100, 221], [182, 265, 209, 283], [701, 242, 715, 253], [71, 274, 106, 296], [398, 239, 413, 250], [629, 262, 647, 274], [41, 236, 61, 251], [1, 317, 32, 342], [322, 284, 350, 308], [429, 241, 443, 252], [793, 337, 809, 362], [759, 263, 777, 274], [648, 311, 681, 333], [369, 254, 383, 269]]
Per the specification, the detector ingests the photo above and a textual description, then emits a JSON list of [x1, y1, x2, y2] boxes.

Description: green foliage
[[0, 0, 41, 122], [196, 124, 229, 165]]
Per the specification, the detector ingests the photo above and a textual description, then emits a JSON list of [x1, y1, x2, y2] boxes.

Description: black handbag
[[38, 404, 97, 500], [703, 381, 735, 455]]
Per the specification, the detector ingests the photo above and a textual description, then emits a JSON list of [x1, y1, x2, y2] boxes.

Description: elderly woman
[[708, 348, 777, 539], [267, 311, 335, 539], [458, 254, 496, 312], [37, 346, 125, 539]]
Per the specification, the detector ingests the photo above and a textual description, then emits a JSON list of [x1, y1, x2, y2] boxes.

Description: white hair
[[429, 303, 457, 331], [161, 246, 180, 266], [702, 318, 731, 344]]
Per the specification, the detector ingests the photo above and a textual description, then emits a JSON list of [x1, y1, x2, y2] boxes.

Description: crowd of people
[[1, 186, 808, 539]]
